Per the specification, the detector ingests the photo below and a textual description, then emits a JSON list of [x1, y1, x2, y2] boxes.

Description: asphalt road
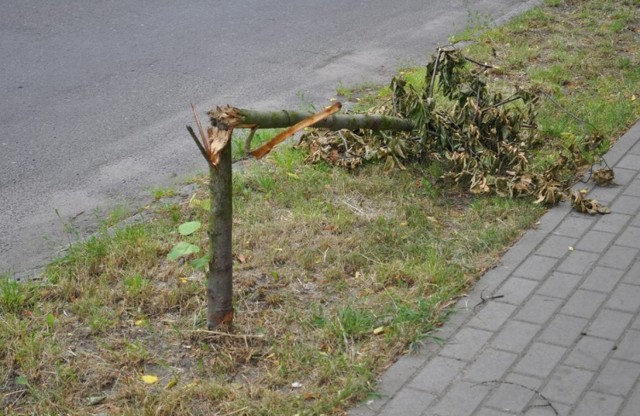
[[0, 0, 539, 278]]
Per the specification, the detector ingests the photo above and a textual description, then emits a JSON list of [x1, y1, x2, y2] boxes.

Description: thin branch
[[244, 126, 258, 155], [464, 56, 497, 69], [540, 92, 598, 131], [190, 102, 210, 153], [474, 380, 559, 416], [428, 49, 444, 98], [190, 329, 265, 339], [186, 125, 213, 167]]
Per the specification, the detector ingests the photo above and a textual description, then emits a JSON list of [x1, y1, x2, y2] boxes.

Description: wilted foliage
[[300, 48, 610, 211]]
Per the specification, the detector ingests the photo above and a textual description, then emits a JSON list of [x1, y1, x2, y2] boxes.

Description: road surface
[[0, 0, 539, 278]]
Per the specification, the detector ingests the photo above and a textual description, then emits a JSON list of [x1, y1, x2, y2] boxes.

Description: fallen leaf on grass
[[141, 375, 159, 384], [373, 326, 386, 335]]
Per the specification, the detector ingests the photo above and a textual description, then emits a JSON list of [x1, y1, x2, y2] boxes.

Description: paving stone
[[491, 320, 541, 353], [552, 214, 597, 238], [512, 255, 557, 281], [540, 365, 594, 405], [538, 314, 588, 346], [484, 373, 542, 414], [598, 245, 639, 270], [623, 178, 640, 197], [377, 388, 436, 416], [623, 260, 640, 285], [586, 308, 634, 340], [513, 342, 566, 378], [587, 183, 625, 203], [473, 408, 514, 416], [467, 302, 517, 331], [580, 266, 624, 294], [619, 382, 640, 416], [616, 226, 640, 248], [523, 400, 570, 416], [575, 230, 616, 253], [556, 250, 600, 276], [633, 314, 640, 330], [463, 349, 518, 383], [616, 154, 640, 170], [571, 391, 624, 416], [560, 289, 607, 319], [438, 327, 493, 361], [515, 295, 562, 324], [535, 235, 577, 258], [374, 354, 426, 401], [609, 195, 640, 216], [612, 329, 640, 363], [563, 336, 615, 371], [493, 277, 539, 306], [592, 213, 632, 233], [537, 272, 582, 299], [428, 382, 491, 416], [592, 358, 640, 396], [605, 283, 640, 312], [407, 356, 465, 394]]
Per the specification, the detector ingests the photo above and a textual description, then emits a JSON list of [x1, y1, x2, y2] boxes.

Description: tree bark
[[209, 106, 416, 132], [206, 139, 234, 329]]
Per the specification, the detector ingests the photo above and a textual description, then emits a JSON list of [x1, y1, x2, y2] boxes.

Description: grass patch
[[2, 1, 639, 414]]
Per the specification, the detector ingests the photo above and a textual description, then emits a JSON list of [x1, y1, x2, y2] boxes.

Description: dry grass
[[2, 0, 639, 414]]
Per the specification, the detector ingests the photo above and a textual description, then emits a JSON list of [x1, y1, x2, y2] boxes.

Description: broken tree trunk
[[209, 105, 415, 132], [188, 102, 417, 329]]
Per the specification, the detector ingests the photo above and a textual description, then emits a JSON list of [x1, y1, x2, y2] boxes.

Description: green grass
[[2, 1, 639, 414]]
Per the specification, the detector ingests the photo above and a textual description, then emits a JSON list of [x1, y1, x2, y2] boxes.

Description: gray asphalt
[[0, 0, 539, 277]]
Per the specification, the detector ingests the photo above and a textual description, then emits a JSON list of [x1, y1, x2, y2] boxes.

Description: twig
[[540, 92, 598, 131], [243, 126, 258, 155], [473, 289, 504, 311], [186, 125, 213, 167], [428, 49, 444, 98], [190, 329, 265, 339], [464, 56, 496, 69], [474, 380, 559, 416]]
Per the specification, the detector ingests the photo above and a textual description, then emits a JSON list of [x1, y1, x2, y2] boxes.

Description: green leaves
[[167, 221, 202, 261], [178, 221, 201, 236], [167, 241, 200, 261]]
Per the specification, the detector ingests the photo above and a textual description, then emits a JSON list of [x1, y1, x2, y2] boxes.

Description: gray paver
[[609, 195, 640, 216], [553, 214, 596, 238], [598, 245, 639, 270], [592, 359, 640, 396], [535, 235, 577, 258], [438, 327, 493, 361], [463, 349, 518, 383], [586, 308, 634, 340], [538, 314, 588, 346], [556, 250, 600, 276], [537, 271, 582, 298], [592, 213, 632, 233], [467, 302, 517, 331], [617, 226, 640, 248], [623, 260, 640, 285], [484, 373, 541, 414], [571, 391, 624, 416], [613, 329, 640, 363], [515, 295, 563, 324], [581, 266, 625, 293], [560, 289, 607, 319], [378, 388, 436, 416], [563, 336, 615, 371], [408, 356, 465, 394], [493, 277, 539, 305], [513, 255, 557, 280], [620, 382, 640, 416], [491, 320, 541, 353], [605, 283, 640, 312], [575, 230, 616, 253], [513, 342, 566, 378], [429, 382, 491, 416], [617, 154, 640, 170], [541, 365, 594, 405]]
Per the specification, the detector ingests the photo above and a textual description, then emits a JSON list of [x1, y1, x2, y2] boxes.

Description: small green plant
[[151, 187, 176, 200], [167, 221, 209, 270]]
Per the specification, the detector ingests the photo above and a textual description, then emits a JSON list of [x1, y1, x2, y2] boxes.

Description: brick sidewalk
[[350, 120, 640, 416]]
